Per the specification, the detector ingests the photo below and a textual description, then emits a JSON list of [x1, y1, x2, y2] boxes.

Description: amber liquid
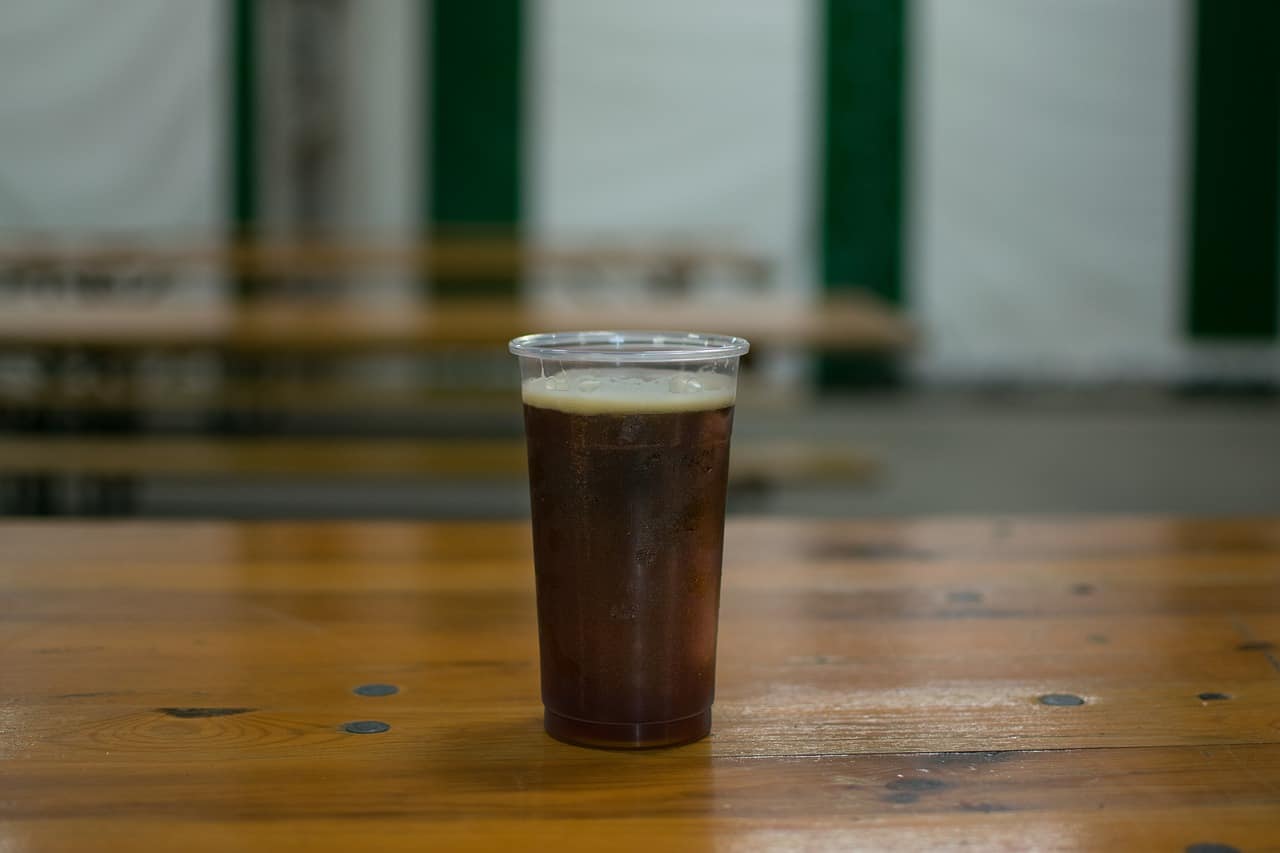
[[522, 403, 734, 748]]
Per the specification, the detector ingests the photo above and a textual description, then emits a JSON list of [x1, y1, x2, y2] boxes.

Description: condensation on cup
[[510, 330, 750, 749]]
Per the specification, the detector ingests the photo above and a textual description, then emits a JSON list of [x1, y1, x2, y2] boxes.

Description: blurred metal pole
[[260, 0, 350, 298]]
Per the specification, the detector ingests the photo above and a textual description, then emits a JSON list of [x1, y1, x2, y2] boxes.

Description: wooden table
[[4, 518, 1279, 850]]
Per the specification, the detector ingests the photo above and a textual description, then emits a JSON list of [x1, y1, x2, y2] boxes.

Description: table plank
[[2, 518, 1279, 851], [9, 745, 1280, 829], [4, 811, 1279, 853]]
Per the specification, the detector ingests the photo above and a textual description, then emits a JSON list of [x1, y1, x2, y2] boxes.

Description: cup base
[[544, 708, 711, 749]]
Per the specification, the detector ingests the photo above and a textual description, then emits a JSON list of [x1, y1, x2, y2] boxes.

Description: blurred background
[[1, 0, 1277, 518]]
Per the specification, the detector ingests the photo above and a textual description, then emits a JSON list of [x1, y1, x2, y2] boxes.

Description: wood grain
[[2, 518, 1279, 851]]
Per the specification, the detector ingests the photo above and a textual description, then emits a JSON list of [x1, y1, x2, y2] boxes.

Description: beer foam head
[[522, 368, 736, 414]]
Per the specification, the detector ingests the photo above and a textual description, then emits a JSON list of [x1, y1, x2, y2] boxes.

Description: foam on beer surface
[[522, 368, 735, 414]]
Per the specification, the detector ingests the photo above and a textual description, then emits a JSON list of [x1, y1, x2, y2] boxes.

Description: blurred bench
[[0, 236, 907, 515], [0, 293, 910, 352], [0, 380, 832, 420], [0, 436, 875, 515], [0, 436, 872, 481], [0, 236, 771, 284]]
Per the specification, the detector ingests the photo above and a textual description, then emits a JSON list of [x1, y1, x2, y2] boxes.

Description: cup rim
[[508, 330, 750, 363]]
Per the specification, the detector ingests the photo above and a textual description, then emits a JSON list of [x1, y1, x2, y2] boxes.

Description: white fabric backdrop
[[910, 0, 1278, 381], [910, 0, 1190, 380], [527, 0, 816, 304], [0, 0, 222, 232], [0, 0, 1271, 379]]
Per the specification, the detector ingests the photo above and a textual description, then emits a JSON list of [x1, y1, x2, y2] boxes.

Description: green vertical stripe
[[427, 0, 523, 298], [820, 0, 907, 304], [1186, 0, 1280, 340], [818, 0, 908, 387], [230, 0, 257, 231], [230, 0, 256, 300]]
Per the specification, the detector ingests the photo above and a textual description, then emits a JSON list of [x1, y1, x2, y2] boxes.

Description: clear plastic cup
[[509, 331, 750, 748]]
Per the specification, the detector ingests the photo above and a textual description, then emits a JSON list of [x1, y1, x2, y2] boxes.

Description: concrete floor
[[136, 391, 1280, 518], [735, 392, 1280, 516]]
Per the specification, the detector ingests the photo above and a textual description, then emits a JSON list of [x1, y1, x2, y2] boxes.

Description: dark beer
[[522, 370, 735, 748]]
